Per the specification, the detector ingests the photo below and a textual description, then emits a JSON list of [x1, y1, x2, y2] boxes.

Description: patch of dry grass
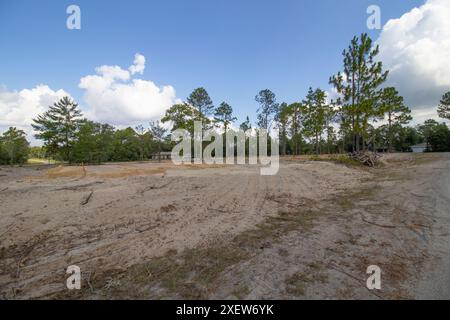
[[53, 205, 321, 299], [28, 165, 168, 180], [285, 262, 328, 297], [411, 153, 443, 166], [231, 284, 251, 299], [334, 188, 375, 211]]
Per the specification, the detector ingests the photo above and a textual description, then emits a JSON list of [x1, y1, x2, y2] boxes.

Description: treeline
[[1, 33, 450, 165], [159, 34, 450, 156], [0, 127, 29, 165], [27, 97, 172, 163]]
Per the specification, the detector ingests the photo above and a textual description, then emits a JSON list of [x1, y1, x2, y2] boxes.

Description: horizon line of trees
[[1, 33, 450, 165]]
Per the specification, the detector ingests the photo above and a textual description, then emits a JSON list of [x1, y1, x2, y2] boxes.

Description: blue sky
[[2, 0, 447, 131]]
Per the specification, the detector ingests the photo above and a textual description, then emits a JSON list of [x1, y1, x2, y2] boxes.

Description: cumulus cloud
[[79, 54, 178, 126], [377, 0, 450, 112], [0, 85, 70, 144], [0, 85, 69, 127], [129, 53, 146, 75]]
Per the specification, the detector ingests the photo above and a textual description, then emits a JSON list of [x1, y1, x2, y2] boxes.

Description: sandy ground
[[0, 154, 449, 299]]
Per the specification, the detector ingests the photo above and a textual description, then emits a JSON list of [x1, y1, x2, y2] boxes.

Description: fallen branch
[[0, 223, 15, 238], [349, 151, 382, 167], [55, 181, 104, 191], [207, 207, 244, 214], [138, 181, 173, 195], [360, 214, 397, 229], [81, 191, 94, 206]]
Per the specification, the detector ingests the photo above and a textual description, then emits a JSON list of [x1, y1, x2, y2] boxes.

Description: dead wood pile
[[349, 151, 381, 167]]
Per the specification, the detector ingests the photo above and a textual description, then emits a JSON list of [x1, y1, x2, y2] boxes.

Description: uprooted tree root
[[349, 151, 382, 167]]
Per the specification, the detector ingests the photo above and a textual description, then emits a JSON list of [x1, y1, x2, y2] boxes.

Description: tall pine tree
[[377, 87, 412, 152], [214, 102, 236, 133], [437, 91, 450, 120], [255, 89, 278, 131], [187, 87, 215, 132], [32, 96, 83, 162], [330, 33, 388, 151], [303, 88, 329, 155]]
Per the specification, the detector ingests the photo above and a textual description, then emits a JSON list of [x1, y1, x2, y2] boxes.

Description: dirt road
[[413, 153, 450, 299]]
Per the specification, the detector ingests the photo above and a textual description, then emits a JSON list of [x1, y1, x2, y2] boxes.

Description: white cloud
[[0, 85, 69, 127], [0, 85, 70, 145], [0, 86, 69, 129], [411, 107, 450, 126], [79, 54, 178, 126], [377, 0, 450, 110], [0, 54, 178, 144], [96, 65, 130, 82], [129, 53, 146, 75]]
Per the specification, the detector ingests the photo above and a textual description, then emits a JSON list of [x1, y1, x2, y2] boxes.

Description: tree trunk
[[388, 112, 392, 153], [355, 134, 360, 152], [315, 133, 319, 155]]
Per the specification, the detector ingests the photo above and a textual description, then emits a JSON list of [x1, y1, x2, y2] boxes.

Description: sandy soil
[[0, 154, 449, 299]]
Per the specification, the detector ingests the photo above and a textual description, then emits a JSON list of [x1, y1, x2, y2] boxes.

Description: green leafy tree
[[393, 126, 424, 152], [32, 96, 83, 162], [0, 143, 4, 164], [0, 127, 29, 165], [72, 121, 115, 163], [214, 102, 236, 133], [437, 91, 450, 120], [418, 120, 450, 152], [303, 88, 329, 155], [162, 103, 199, 134], [428, 123, 450, 152], [330, 33, 389, 151], [377, 87, 412, 152], [255, 89, 278, 130], [28, 146, 46, 159], [110, 127, 141, 161]]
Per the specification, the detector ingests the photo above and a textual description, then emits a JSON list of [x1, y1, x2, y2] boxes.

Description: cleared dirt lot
[[0, 154, 449, 299]]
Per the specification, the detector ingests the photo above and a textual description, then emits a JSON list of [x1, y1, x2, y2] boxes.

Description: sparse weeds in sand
[[160, 204, 177, 213], [331, 155, 363, 167], [65, 207, 321, 299], [411, 153, 442, 166], [125, 209, 318, 298], [278, 248, 290, 257], [104, 277, 121, 290], [234, 209, 317, 250], [285, 273, 306, 296], [336, 196, 354, 210], [305, 154, 371, 168], [335, 188, 375, 211], [231, 284, 251, 299], [308, 155, 322, 162], [122, 245, 250, 299], [285, 262, 328, 297]]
